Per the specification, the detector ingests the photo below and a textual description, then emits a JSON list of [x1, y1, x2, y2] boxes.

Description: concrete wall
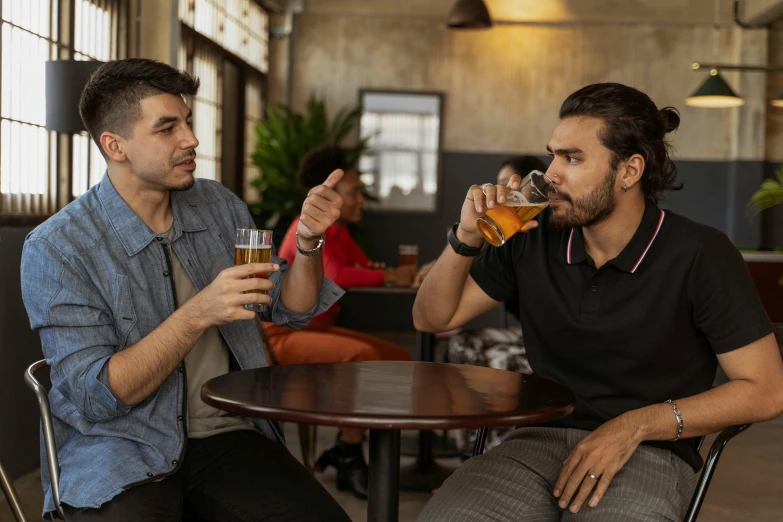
[[288, 0, 780, 251]]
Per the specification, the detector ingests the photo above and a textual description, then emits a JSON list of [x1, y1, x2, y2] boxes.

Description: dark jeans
[[62, 430, 350, 522]]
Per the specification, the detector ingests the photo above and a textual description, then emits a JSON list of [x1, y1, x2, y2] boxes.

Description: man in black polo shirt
[[414, 83, 783, 522]]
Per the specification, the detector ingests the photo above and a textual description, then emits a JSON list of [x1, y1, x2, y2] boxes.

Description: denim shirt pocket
[[113, 273, 138, 349]]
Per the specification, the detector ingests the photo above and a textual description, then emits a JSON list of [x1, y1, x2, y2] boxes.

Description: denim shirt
[[20, 174, 344, 517]]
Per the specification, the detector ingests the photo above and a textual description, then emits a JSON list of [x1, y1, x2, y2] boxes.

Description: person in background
[[261, 144, 415, 499]]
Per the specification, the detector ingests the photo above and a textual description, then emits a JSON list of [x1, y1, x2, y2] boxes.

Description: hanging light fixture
[[685, 66, 745, 108], [771, 92, 783, 108], [686, 0, 746, 108], [447, 0, 493, 29]]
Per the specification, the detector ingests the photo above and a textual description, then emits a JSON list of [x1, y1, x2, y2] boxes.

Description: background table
[[202, 361, 574, 522]]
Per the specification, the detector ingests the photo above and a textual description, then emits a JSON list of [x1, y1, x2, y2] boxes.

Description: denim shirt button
[[172, 460, 178, 466], [156, 237, 163, 242], [147, 472, 154, 477], [177, 415, 183, 421], [163, 271, 169, 277]]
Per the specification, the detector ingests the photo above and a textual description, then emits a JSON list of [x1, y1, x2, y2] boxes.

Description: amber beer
[[399, 245, 419, 267], [234, 228, 273, 312], [476, 170, 555, 247], [477, 199, 549, 247]]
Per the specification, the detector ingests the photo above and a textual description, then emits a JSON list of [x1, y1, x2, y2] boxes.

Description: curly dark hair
[[297, 145, 353, 189], [559, 82, 682, 203], [79, 58, 200, 158]]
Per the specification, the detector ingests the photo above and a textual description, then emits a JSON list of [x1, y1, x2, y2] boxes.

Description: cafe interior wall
[[282, 0, 782, 264]]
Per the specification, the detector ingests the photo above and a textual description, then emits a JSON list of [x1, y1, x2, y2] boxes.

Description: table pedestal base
[[368, 429, 401, 522]]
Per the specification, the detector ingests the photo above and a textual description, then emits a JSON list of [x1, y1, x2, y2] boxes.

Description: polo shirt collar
[[97, 172, 207, 257], [566, 201, 666, 273]]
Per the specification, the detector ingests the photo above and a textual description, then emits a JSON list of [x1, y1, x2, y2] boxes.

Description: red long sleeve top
[[278, 215, 385, 321]]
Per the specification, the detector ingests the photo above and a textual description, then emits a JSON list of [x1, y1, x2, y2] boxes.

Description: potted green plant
[[249, 97, 370, 243], [748, 166, 783, 217]]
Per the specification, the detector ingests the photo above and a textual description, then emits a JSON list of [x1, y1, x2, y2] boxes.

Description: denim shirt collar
[[97, 172, 208, 257]]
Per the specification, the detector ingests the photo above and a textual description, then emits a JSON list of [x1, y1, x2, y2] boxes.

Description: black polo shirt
[[471, 201, 773, 470]]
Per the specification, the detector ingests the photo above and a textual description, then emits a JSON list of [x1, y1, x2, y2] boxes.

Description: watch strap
[[447, 223, 483, 257]]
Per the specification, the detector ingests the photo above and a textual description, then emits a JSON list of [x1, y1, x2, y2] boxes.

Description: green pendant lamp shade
[[447, 0, 493, 29], [685, 68, 744, 108]]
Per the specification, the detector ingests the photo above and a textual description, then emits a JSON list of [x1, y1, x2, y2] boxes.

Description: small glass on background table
[[476, 170, 557, 247], [399, 245, 419, 268], [235, 228, 273, 313]]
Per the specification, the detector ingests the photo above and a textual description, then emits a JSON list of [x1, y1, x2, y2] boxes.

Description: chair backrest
[[24, 359, 65, 520], [472, 423, 750, 521]]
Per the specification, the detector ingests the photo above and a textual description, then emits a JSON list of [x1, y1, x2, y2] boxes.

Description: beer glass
[[399, 245, 419, 268], [476, 170, 556, 247], [234, 228, 273, 312]]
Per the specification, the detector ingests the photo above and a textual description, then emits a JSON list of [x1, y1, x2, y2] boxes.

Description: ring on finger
[[587, 473, 599, 480], [481, 183, 493, 196]]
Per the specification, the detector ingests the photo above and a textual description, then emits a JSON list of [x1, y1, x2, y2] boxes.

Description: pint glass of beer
[[399, 245, 419, 268], [476, 170, 556, 247], [234, 228, 273, 312]]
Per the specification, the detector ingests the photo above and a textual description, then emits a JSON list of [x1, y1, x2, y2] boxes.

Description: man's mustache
[[171, 150, 197, 166]]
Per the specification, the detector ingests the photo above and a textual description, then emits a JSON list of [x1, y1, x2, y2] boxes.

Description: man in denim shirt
[[21, 59, 351, 521]]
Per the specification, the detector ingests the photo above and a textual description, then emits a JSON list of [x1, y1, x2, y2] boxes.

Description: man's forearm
[[625, 379, 782, 443], [279, 238, 324, 314], [107, 302, 207, 406]]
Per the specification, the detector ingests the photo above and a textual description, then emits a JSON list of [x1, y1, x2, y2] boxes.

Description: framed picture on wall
[[358, 90, 444, 213]]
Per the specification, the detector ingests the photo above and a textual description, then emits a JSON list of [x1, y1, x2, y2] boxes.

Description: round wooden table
[[202, 361, 574, 522]]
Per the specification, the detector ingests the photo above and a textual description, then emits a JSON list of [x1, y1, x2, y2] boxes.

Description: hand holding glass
[[476, 170, 556, 247], [234, 229, 273, 312]]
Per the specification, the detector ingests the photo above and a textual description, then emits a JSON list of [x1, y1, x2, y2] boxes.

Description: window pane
[[0, 3, 57, 216]]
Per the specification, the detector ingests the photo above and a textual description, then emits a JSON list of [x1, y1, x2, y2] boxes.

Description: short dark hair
[[298, 145, 353, 189], [79, 58, 200, 158], [559, 82, 682, 203], [501, 155, 548, 177]]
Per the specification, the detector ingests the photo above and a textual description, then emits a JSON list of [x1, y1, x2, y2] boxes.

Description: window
[[179, 0, 268, 73], [244, 72, 263, 202], [180, 37, 222, 182], [71, 0, 123, 198], [0, 0, 126, 217], [179, 1, 269, 191], [1, 0, 59, 216], [359, 91, 443, 213]]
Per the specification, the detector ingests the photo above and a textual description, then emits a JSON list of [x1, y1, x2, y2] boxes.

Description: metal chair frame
[[24, 359, 66, 520], [0, 457, 29, 522], [472, 423, 750, 522]]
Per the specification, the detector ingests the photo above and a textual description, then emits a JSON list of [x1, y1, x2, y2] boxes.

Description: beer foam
[[234, 244, 272, 249]]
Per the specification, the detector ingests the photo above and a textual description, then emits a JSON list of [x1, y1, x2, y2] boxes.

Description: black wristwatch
[[447, 223, 483, 257]]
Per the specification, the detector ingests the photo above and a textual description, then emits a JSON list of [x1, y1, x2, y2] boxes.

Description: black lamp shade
[[685, 70, 744, 108], [447, 0, 492, 29], [45, 60, 104, 133]]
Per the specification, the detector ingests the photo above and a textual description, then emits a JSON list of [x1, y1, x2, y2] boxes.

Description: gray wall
[[0, 227, 44, 480], [360, 153, 779, 265]]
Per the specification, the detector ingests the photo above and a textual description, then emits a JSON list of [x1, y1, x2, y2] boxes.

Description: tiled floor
[[2, 332, 782, 521]]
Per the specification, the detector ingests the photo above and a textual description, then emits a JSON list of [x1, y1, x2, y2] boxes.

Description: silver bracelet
[[665, 399, 683, 442]]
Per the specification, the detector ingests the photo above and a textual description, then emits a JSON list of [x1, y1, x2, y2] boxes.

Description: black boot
[[335, 442, 369, 499], [314, 437, 369, 500]]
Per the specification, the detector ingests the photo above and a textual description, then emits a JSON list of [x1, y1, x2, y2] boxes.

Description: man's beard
[[550, 166, 617, 229], [165, 150, 196, 192], [165, 176, 195, 192]]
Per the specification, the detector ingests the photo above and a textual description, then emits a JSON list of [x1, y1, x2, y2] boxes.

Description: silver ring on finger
[[587, 473, 599, 480], [481, 183, 493, 196]]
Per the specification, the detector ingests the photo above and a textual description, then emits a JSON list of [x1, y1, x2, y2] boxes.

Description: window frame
[[358, 89, 446, 217]]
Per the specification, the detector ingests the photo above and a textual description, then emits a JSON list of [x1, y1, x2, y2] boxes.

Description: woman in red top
[[262, 145, 414, 499]]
